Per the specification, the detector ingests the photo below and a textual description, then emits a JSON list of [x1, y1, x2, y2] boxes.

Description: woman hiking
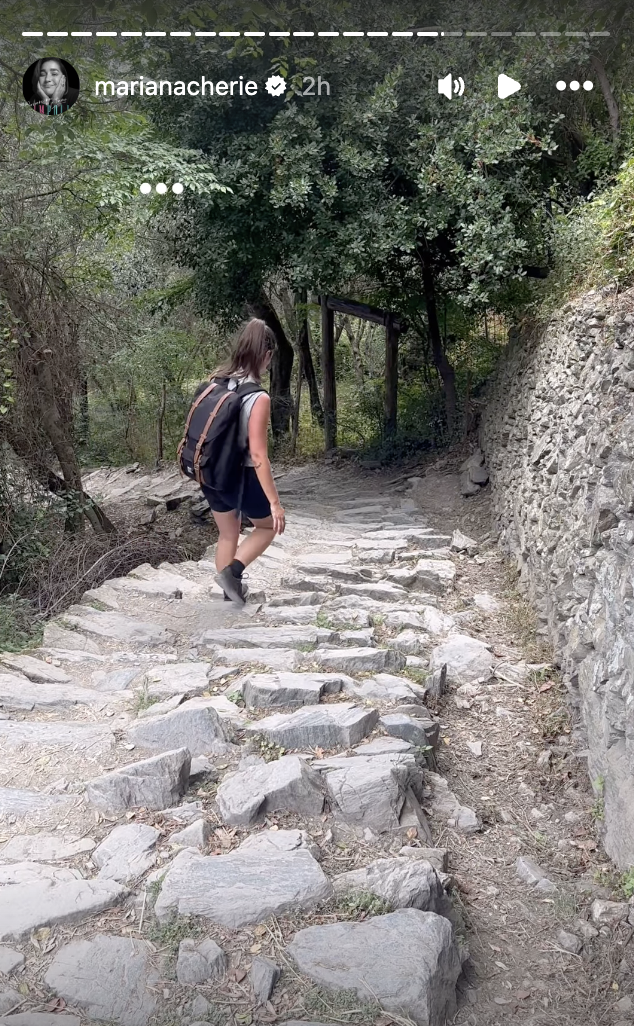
[[202, 318, 286, 604]]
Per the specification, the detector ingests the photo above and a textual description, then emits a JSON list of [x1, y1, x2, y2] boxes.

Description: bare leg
[[235, 515, 275, 567], [211, 509, 241, 571]]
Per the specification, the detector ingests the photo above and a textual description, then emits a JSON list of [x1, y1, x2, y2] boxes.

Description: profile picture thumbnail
[[23, 58, 80, 116]]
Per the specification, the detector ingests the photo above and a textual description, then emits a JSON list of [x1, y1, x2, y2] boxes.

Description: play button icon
[[498, 73, 521, 99]]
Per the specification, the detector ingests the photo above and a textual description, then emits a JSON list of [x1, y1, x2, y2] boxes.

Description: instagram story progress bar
[[21, 28, 611, 39]]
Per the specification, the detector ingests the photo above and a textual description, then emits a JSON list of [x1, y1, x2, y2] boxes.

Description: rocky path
[[0, 462, 631, 1026]]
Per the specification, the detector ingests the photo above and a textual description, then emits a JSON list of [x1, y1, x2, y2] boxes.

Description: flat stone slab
[[351, 674, 426, 704], [388, 630, 429, 656], [381, 713, 440, 750], [0, 673, 106, 712], [0, 788, 73, 817], [414, 560, 456, 594], [242, 672, 350, 709], [0, 863, 80, 885], [0, 834, 95, 862], [339, 583, 408, 602], [86, 748, 191, 811], [333, 857, 448, 914], [0, 1017, 81, 1025], [0, 946, 24, 974], [44, 935, 159, 1026], [267, 592, 326, 607], [312, 647, 406, 674], [62, 609, 171, 646], [0, 878, 126, 941], [355, 538, 409, 552], [426, 772, 480, 834], [0, 720, 115, 754], [154, 847, 332, 928], [246, 703, 378, 750], [259, 606, 320, 624], [323, 753, 414, 832], [42, 623, 101, 653], [126, 701, 228, 756], [197, 626, 337, 649], [354, 737, 414, 755], [108, 574, 187, 599], [208, 648, 300, 671], [92, 667, 140, 692], [0, 654, 72, 684], [137, 662, 212, 699], [92, 823, 160, 883], [216, 755, 324, 826], [239, 829, 318, 857], [287, 908, 460, 1026], [430, 635, 494, 683]]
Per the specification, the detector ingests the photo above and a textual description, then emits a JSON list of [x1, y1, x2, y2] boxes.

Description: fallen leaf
[[406, 827, 417, 839], [539, 682, 555, 692], [18, 982, 29, 996], [495, 961, 510, 971], [489, 944, 502, 953], [254, 925, 267, 937], [314, 746, 324, 758], [45, 998, 65, 1011], [494, 997, 512, 1005], [516, 990, 531, 1000], [234, 969, 247, 982], [250, 943, 262, 954]]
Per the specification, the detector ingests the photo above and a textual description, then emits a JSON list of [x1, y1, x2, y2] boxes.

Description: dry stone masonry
[[0, 463, 540, 1026], [480, 285, 634, 868]]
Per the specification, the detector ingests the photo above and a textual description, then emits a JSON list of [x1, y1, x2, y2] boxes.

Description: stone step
[[337, 582, 408, 602], [0, 720, 115, 755], [196, 626, 338, 649], [208, 647, 300, 672], [240, 671, 352, 710], [0, 874, 127, 943], [0, 672, 116, 712], [216, 754, 325, 826], [266, 591, 326, 607], [258, 606, 320, 624], [280, 574, 337, 594], [245, 702, 378, 750], [0, 787, 75, 817], [60, 609, 172, 646], [125, 699, 231, 756], [134, 662, 212, 699], [311, 646, 406, 674], [0, 654, 73, 684]]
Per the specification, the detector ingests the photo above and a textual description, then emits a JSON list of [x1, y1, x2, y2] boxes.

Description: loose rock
[[44, 935, 158, 1026], [92, 823, 159, 883], [333, 857, 449, 915], [126, 701, 229, 756], [216, 755, 324, 827], [154, 847, 332, 927], [245, 703, 378, 750], [430, 635, 494, 683], [250, 956, 280, 1003], [176, 938, 226, 986], [287, 908, 460, 1026], [86, 748, 191, 811]]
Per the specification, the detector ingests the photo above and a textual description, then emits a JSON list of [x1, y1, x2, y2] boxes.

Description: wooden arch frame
[[318, 295, 406, 450]]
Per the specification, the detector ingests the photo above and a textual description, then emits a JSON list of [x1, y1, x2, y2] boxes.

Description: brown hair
[[210, 318, 276, 384]]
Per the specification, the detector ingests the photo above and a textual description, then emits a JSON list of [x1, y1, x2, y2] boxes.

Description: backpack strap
[[176, 380, 220, 474], [193, 391, 233, 484]]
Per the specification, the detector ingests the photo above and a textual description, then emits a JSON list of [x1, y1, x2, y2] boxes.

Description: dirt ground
[[365, 451, 633, 1026]]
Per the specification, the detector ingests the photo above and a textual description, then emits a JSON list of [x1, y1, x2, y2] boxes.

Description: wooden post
[[384, 313, 398, 438], [321, 297, 336, 450]]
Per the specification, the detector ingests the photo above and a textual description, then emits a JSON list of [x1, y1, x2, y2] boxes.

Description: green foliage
[[620, 869, 634, 900], [0, 597, 42, 652], [335, 890, 393, 919], [251, 733, 286, 761]]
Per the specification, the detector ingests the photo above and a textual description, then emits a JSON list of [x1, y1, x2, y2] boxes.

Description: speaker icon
[[438, 73, 465, 99]]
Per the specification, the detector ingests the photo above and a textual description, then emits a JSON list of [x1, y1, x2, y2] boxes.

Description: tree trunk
[[78, 375, 89, 443], [247, 292, 294, 438], [290, 347, 303, 457], [156, 380, 166, 463], [420, 251, 457, 436], [591, 56, 620, 147], [26, 359, 116, 534], [343, 316, 366, 387], [321, 300, 337, 450], [296, 289, 324, 427]]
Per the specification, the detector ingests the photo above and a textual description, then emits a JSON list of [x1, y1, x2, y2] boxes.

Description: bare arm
[[247, 393, 285, 532]]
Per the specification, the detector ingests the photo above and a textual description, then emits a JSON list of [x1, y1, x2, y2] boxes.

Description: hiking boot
[[216, 566, 247, 604], [223, 582, 249, 602]]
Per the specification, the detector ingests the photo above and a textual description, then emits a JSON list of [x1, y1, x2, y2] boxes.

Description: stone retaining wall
[[480, 284, 634, 869]]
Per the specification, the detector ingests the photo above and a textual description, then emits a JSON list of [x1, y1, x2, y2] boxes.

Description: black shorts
[[202, 467, 271, 521]]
